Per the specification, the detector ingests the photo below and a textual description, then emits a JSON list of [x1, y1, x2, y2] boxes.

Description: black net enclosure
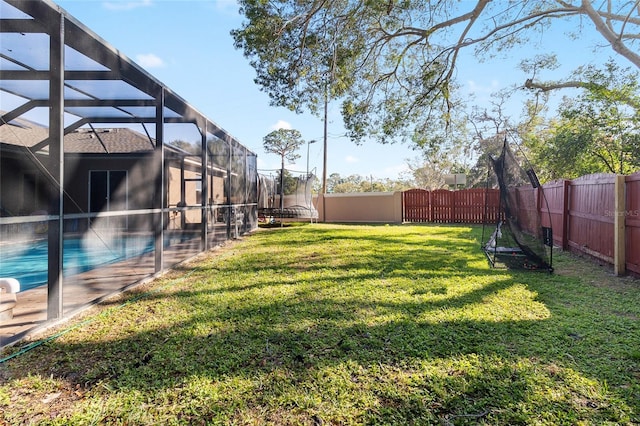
[[258, 171, 318, 221], [483, 139, 553, 272]]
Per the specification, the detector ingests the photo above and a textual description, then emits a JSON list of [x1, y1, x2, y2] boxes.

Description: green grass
[[1, 223, 638, 425]]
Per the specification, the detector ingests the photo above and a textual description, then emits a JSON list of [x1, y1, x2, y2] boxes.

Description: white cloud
[[103, 0, 153, 11], [345, 155, 359, 164], [270, 120, 292, 131], [382, 163, 410, 178], [136, 53, 165, 68], [466, 79, 500, 95], [214, 0, 238, 13]]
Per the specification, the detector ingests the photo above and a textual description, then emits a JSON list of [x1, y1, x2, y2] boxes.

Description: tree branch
[[524, 78, 640, 110], [444, 0, 491, 83], [581, 0, 640, 68], [426, 0, 491, 35], [524, 79, 590, 92]]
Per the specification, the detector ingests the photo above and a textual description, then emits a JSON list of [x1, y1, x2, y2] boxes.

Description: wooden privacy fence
[[539, 172, 640, 276], [402, 171, 640, 276], [402, 188, 500, 224], [627, 173, 640, 275]]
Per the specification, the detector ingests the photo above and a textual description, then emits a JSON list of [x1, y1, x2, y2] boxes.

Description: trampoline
[[258, 171, 318, 220]]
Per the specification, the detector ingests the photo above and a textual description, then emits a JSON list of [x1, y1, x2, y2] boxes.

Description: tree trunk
[[280, 156, 285, 211]]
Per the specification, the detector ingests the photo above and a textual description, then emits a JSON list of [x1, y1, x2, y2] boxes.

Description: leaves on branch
[[263, 128, 305, 164], [233, 0, 640, 147], [525, 60, 640, 177]]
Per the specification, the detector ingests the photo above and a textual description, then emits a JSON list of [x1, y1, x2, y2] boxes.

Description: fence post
[[452, 190, 457, 223], [427, 191, 433, 222], [395, 191, 404, 223], [614, 175, 626, 275], [561, 180, 570, 250]]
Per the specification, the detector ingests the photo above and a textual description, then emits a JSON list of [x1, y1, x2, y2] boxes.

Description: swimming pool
[[0, 236, 155, 292]]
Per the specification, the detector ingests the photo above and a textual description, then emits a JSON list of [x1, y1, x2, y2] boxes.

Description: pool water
[[0, 236, 154, 292]]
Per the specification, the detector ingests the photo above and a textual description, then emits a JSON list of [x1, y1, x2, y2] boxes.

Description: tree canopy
[[262, 128, 305, 165], [323, 173, 414, 193], [528, 62, 640, 178], [263, 128, 306, 209], [232, 0, 640, 148]]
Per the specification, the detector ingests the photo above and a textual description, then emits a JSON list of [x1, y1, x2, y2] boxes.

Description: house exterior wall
[[0, 151, 55, 216], [64, 153, 159, 214]]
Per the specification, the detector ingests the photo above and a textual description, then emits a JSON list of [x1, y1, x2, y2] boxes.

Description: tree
[[233, 1, 640, 148], [408, 119, 473, 189], [168, 139, 201, 155], [262, 128, 306, 210], [276, 169, 299, 196], [521, 55, 640, 111], [463, 92, 529, 188], [519, 60, 640, 178], [323, 173, 413, 193], [533, 99, 640, 178]]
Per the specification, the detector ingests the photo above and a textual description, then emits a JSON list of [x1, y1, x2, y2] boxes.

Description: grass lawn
[[0, 223, 638, 425]]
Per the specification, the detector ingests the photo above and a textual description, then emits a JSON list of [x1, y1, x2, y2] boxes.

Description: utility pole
[[321, 82, 328, 222], [307, 139, 317, 223], [321, 82, 328, 196]]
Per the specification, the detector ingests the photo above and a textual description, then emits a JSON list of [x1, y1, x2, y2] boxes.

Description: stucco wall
[[314, 192, 403, 223]]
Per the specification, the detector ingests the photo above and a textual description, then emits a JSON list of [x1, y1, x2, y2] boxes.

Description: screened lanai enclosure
[[0, 0, 258, 347]]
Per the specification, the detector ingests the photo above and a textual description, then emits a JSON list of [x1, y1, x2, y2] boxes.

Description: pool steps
[[0, 278, 20, 322]]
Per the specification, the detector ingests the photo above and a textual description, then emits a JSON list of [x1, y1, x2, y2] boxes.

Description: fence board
[[454, 188, 488, 223], [626, 172, 640, 275], [484, 189, 501, 224], [509, 186, 538, 235], [567, 174, 616, 263], [431, 189, 453, 223], [402, 189, 430, 222], [403, 188, 500, 224], [541, 180, 569, 248]]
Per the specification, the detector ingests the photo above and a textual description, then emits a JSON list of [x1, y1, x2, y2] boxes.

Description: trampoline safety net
[[258, 172, 318, 220]]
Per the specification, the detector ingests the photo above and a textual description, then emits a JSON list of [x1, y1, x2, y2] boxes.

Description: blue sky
[[52, 0, 622, 180]]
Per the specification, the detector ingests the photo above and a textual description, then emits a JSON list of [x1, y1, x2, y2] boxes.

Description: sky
[[46, 0, 627, 181]]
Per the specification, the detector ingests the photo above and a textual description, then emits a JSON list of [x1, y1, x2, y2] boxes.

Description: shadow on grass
[[3, 224, 639, 424]]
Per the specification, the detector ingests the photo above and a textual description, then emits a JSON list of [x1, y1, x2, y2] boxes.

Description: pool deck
[[0, 238, 215, 350]]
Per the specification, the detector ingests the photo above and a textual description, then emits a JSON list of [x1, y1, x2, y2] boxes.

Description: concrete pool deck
[[0, 236, 224, 349]]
